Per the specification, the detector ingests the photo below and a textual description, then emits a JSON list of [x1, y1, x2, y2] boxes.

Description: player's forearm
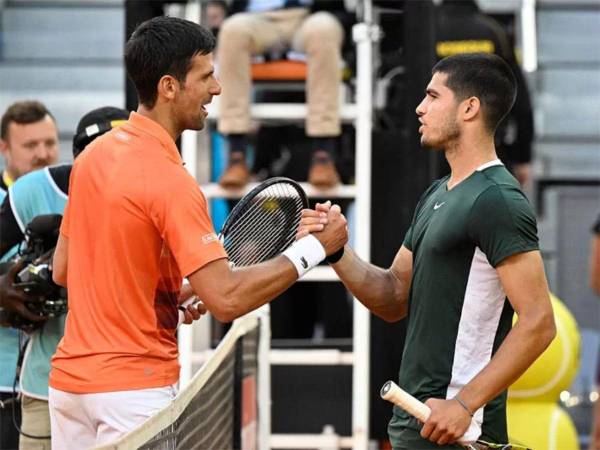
[[331, 246, 408, 322], [458, 308, 556, 413], [209, 256, 299, 322]]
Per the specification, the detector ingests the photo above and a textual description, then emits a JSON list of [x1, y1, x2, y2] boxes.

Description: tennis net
[[95, 310, 270, 450]]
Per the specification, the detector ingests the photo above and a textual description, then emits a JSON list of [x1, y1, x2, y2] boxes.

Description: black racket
[[178, 177, 308, 324], [220, 177, 308, 267]]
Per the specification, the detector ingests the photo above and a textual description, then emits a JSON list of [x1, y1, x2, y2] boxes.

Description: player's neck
[[137, 104, 181, 142], [445, 133, 497, 189]]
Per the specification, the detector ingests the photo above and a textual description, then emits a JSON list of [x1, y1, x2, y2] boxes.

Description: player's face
[[174, 53, 221, 132], [0, 115, 59, 180], [415, 72, 460, 150]]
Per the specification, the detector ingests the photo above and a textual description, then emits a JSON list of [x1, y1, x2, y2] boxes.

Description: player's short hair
[[433, 53, 517, 133], [124, 16, 216, 108], [1, 101, 54, 140]]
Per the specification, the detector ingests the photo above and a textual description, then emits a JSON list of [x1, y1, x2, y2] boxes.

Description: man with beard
[[300, 53, 556, 448]]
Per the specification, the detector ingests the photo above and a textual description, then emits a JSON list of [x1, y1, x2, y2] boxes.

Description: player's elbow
[[376, 309, 404, 323], [374, 301, 407, 323], [209, 290, 244, 323], [211, 303, 238, 323]]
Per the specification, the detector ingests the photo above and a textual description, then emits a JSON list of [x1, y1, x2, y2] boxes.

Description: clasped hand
[[297, 201, 348, 257]]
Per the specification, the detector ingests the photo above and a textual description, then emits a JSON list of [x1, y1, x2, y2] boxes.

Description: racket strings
[[224, 194, 292, 261], [229, 201, 300, 266], [223, 182, 304, 267], [226, 194, 301, 265]]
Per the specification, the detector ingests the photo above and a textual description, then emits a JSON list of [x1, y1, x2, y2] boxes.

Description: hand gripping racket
[[178, 177, 308, 324], [380, 381, 530, 450]]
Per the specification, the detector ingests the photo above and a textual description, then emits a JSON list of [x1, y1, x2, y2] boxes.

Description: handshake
[[294, 200, 349, 267]]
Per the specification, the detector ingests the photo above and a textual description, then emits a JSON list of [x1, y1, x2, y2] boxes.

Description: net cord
[[93, 313, 260, 450]]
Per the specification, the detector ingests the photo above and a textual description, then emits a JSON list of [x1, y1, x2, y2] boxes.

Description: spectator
[[435, 0, 535, 187], [0, 100, 58, 450], [0, 101, 58, 196], [217, 0, 345, 189], [0, 106, 128, 450]]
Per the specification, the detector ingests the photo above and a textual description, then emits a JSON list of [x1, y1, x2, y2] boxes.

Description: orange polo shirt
[[50, 112, 227, 393]]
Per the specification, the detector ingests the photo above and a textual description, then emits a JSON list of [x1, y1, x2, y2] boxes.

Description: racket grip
[[380, 381, 481, 444], [380, 380, 431, 423], [177, 298, 198, 327]]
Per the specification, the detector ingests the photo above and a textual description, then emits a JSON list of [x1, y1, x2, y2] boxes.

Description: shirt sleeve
[[402, 225, 414, 252], [150, 170, 227, 277], [468, 185, 539, 267]]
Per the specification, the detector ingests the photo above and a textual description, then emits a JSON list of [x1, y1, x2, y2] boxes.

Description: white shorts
[[48, 384, 177, 450]]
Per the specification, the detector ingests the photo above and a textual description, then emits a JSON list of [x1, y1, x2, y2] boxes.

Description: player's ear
[[462, 97, 480, 122], [157, 75, 179, 101], [0, 138, 8, 157]]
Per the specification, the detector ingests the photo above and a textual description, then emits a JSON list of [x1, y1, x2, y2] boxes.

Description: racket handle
[[380, 380, 431, 423], [177, 298, 199, 327], [380, 381, 482, 445]]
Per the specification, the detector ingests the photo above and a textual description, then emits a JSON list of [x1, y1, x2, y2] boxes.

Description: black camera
[[0, 214, 67, 332]]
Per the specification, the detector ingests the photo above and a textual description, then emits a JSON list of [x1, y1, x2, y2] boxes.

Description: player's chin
[[420, 135, 443, 150], [420, 135, 434, 149], [187, 116, 206, 131]]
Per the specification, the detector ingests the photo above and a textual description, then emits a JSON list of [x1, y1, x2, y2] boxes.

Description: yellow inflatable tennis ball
[[508, 293, 580, 402], [507, 401, 579, 450]]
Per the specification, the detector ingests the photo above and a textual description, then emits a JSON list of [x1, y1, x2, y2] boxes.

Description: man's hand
[[0, 260, 45, 324], [420, 398, 472, 446], [297, 201, 331, 239], [178, 285, 207, 325], [311, 203, 347, 256]]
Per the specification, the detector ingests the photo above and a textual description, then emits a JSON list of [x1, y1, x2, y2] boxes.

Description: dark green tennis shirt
[[388, 160, 539, 446]]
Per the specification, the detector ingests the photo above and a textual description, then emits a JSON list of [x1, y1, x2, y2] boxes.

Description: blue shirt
[[1, 165, 69, 399]]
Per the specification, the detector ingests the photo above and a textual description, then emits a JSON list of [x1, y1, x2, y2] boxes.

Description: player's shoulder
[[471, 167, 534, 215]]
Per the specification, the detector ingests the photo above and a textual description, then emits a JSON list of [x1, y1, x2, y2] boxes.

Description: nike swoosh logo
[[300, 257, 308, 269], [433, 202, 446, 210]]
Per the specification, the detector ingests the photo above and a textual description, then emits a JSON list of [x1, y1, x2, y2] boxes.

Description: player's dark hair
[[433, 53, 517, 133], [125, 16, 216, 108]]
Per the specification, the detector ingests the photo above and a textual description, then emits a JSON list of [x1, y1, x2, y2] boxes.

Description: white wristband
[[282, 234, 326, 278]]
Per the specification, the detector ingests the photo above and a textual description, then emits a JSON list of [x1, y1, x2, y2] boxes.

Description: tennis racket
[[380, 381, 530, 450], [178, 177, 308, 324]]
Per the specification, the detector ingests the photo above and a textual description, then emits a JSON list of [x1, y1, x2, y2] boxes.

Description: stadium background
[[0, 0, 598, 448]]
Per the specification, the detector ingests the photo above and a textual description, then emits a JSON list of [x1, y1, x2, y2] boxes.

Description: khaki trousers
[[19, 396, 50, 450], [217, 7, 344, 137]]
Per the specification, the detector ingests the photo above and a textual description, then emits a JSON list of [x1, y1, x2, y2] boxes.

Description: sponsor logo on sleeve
[[202, 233, 218, 244]]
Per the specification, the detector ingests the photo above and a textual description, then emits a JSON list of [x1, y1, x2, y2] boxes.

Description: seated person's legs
[[294, 11, 344, 189], [218, 11, 297, 188], [219, 9, 345, 189]]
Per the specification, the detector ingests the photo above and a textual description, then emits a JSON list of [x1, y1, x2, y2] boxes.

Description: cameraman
[[0, 107, 128, 450], [0, 100, 58, 450]]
